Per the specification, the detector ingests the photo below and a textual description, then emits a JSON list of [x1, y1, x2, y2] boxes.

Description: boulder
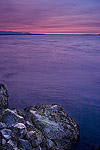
[[0, 84, 9, 98], [46, 139, 55, 149], [0, 84, 80, 150], [18, 139, 32, 150], [12, 108, 25, 118], [0, 84, 9, 120], [0, 122, 7, 129], [2, 138, 6, 146], [36, 146, 42, 150], [12, 123, 27, 139], [2, 109, 24, 127], [7, 139, 18, 150], [26, 130, 43, 147], [28, 104, 80, 150], [0, 132, 2, 145], [25, 121, 34, 131], [1, 128, 11, 140]]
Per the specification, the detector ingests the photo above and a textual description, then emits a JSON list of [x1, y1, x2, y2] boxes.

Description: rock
[[28, 104, 80, 150], [0, 84, 9, 98], [50, 147, 62, 150], [12, 108, 25, 118], [2, 138, 6, 146], [12, 123, 27, 139], [0, 84, 80, 150], [0, 132, 2, 145], [97, 146, 100, 150], [1, 128, 11, 140], [26, 130, 43, 147], [18, 139, 32, 150], [2, 109, 24, 127], [0, 84, 9, 120], [36, 146, 42, 150], [7, 139, 18, 150], [25, 121, 34, 131], [46, 139, 55, 149], [0, 122, 7, 129]]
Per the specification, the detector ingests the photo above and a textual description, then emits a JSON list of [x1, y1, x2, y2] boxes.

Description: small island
[[0, 84, 80, 150]]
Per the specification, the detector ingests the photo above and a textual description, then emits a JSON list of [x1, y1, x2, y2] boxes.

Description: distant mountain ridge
[[0, 31, 44, 35]]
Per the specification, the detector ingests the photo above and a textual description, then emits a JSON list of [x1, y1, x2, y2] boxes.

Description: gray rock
[[36, 146, 42, 150], [7, 139, 18, 150], [0, 122, 7, 129], [0, 131, 2, 145], [46, 139, 55, 149], [0, 84, 80, 150], [25, 121, 34, 131], [0, 84, 9, 120], [1, 128, 11, 140], [28, 104, 80, 150], [26, 130, 43, 147], [2, 109, 24, 127], [2, 138, 6, 146], [12, 108, 25, 118], [14, 148, 20, 150], [12, 123, 27, 139], [50, 147, 62, 150], [0, 84, 9, 98], [18, 139, 32, 150], [98, 146, 100, 150]]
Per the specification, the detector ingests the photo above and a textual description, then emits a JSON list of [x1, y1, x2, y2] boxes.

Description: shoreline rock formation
[[0, 84, 80, 150]]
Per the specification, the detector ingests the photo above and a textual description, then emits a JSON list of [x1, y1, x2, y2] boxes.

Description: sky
[[0, 0, 100, 34]]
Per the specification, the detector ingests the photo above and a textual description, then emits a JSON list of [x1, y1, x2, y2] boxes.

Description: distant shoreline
[[0, 34, 45, 35], [0, 31, 45, 35], [0, 31, 99, 36], [0, 34, 99, 36]]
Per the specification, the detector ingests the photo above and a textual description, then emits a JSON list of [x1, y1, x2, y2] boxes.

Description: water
[[0, 34, 100, 149]]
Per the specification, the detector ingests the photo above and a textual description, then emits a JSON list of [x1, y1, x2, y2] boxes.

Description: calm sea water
[[0, 35, 100, 149]]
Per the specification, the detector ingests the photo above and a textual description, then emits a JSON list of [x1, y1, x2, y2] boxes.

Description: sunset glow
[[0, 0, 100, 34]]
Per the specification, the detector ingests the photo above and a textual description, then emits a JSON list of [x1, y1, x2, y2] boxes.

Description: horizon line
[[0, 31, 99, 35]]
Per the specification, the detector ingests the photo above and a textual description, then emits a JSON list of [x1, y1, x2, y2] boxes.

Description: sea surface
[[0, 34, 100, 149]]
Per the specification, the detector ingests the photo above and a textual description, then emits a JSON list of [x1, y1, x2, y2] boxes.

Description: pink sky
[[0, 0, 100, 34]]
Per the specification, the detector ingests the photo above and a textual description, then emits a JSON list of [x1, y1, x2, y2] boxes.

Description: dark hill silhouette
[[0, 31, 45, 35]]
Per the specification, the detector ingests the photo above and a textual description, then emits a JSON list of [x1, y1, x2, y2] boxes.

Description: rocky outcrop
[[0, 84, 9, 121], [28, 104, 80, 150], [0, 83, 80, 150]]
